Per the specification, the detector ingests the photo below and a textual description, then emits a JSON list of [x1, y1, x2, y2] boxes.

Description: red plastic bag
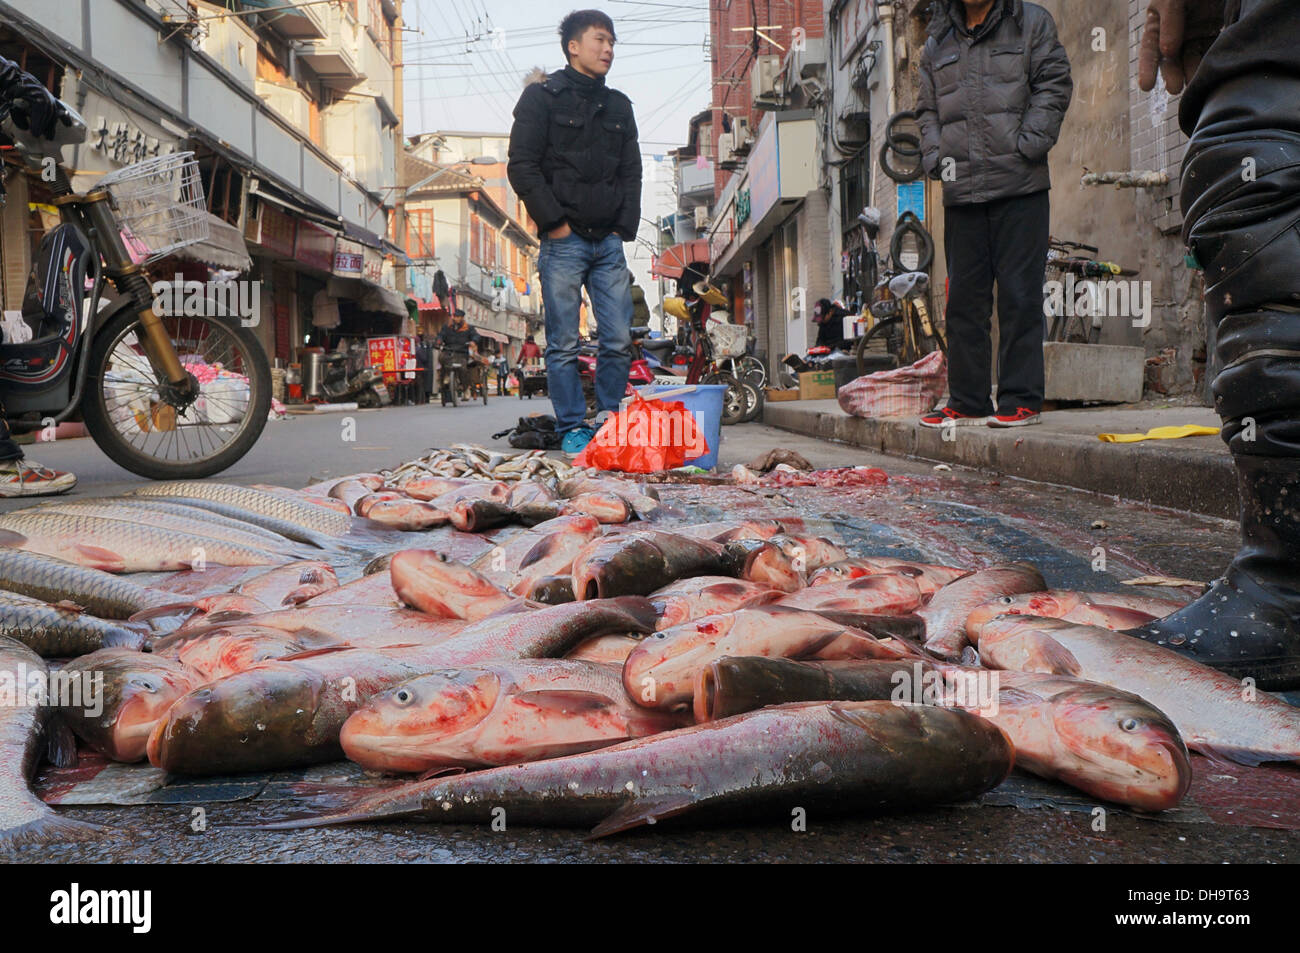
[[573, 394, 708, 472]]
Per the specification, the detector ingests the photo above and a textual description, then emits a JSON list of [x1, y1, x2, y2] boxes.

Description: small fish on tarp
[[0, 592, 148, 657]]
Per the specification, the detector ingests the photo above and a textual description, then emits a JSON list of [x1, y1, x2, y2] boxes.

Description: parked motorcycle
[[0, 88, 270, 479], [319, 351, 384, 408]]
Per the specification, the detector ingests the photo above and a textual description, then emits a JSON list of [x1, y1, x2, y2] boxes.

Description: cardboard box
[[765, 388, 801, 401], [798, 370, 836, 400]]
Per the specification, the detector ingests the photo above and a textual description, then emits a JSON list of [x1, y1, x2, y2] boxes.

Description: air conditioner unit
[[716, 130, 735, 161], [693, 205, 710, 230], [732, 117, 753, 152], [751, 54, 783, 110]]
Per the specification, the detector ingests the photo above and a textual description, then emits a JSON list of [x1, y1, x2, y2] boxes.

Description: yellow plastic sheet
[[1097, 424, 1221, 443]]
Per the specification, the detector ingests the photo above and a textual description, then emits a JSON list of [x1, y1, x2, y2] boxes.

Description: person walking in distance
[[915, 0, 1072, 430], [508, 10, 642, 455], [1126, 0, 1300, 686]]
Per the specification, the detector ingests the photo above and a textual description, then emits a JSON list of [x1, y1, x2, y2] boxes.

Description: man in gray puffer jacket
[[915, 0, 1072, 429]]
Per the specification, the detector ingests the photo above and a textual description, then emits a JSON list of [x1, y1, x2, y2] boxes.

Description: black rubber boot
[[1128, 456, 1300, 689]]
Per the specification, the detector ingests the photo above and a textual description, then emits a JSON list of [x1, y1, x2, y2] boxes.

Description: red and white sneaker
[[988, 407, 1041, 428], [0, 459, 77, 497], [919, 407, 990, 429]]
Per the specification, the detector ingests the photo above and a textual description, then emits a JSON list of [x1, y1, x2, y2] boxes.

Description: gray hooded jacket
[[916, 0, 1072, 207]]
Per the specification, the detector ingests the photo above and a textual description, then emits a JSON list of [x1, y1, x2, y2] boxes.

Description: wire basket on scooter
[[93, 151, 209, 264], [707, 320, 748, 359]]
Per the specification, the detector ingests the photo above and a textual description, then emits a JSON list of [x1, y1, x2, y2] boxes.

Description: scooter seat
[[640, 337, 676, 356]]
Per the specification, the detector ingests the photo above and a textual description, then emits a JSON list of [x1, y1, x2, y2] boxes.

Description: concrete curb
[[763, 402, 1238, 519]]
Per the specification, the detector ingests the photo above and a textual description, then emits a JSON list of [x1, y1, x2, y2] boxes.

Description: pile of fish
[[2, 457, 1297, 848]]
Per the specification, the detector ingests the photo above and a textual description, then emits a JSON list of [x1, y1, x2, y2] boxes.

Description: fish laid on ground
[[718, 539, 804, 593], [175, 626, 321, 682], [237, 561, 340, 608], [0, 592, 148, 656], [469, 515, 600, 579], [562, 493, 632, 524], [507, 482, 556, 509], [809, 558, 970, 596], [33, 502, 300, 554], [572, 531, 739, 600], [0, 512, 285, 572], [300, 573, 401, 608], [648, 576, 782, 630], [127, 481, 350, 538], [559, 476, 662, 521], [149, 597, 657, 773], [363, 499, 451, 531], [262, 701, 1013, 837], [777, 574, 925, 615], [153, 605, 467, 654], [44, 497, 296, 549], [390, 550, 518, 620], [931, 664, 1192, 811], [429, 482, 512, 510], [0, 549, 174, 620], [691, 655, 1192, 812], [676, 520, 783, 542], [0, 636, 103, 847], [565, 634, 646, 667], [399, 476, 478, 501], [514, 501, 564, 525], [964, 590, 1188, 633], [768, 534, 848, 571], [917, 562, 1046, 660], [56, 650, 203, 763], [693, 657, 927, 722], [971, 613, 1300, 766], [449, 499, 516, 533], [341, 659, 687, 773], [526, 576, 576, 603], [509, 519, 604, 597], [623, 605, 922, 711]]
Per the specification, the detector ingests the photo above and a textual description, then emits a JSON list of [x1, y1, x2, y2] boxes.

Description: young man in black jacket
[[507, 9, 641, 454], [915, 0, 1072, 430]]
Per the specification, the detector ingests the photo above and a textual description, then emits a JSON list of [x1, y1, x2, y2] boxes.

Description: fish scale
[[0, 549, 173, 619], [32, 503, 296, 554], [127, 481, 350, 538], [0, 512, 285, 573], [43, 497, 295, 547], [0, 594, 147, 657]]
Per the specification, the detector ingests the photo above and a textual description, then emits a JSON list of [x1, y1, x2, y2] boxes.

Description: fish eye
[[393, 689, 415, 707], [1000, 596, 1014, 604], [128, 677, 159, 693], [655, 633, 665, 639], [1120, 717, 1139, 732]]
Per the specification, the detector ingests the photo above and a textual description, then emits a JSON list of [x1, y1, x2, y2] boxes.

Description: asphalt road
[[7, 397, 1294, 863]]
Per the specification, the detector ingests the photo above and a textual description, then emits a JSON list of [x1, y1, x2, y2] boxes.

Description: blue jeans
[[537, 232, 633, 433]]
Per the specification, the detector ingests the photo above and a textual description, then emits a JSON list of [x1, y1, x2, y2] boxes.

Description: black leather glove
[[0, 55, 67, 140]]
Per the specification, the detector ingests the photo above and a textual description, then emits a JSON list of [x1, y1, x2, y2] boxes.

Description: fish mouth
[[339, 723, 482, 774], [692, 665, 718, 722]]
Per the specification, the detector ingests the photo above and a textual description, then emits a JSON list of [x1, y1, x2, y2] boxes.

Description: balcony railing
[[241, 0, 327, 39], [297, 2, 365, 89]]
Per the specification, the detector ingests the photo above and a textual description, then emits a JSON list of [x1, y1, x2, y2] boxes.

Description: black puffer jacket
[[507, 66, 642, 241], [916, 0, 1072, 207]]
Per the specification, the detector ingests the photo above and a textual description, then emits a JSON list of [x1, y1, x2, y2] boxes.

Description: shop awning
[[416, 295, 445, 312], [651, 239, 710, 280], [359, 282, 409, 319], [174, 212, 253, 272], [476, 328, 509, 345]]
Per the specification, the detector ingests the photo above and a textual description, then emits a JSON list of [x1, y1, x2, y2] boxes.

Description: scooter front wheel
[[80, 308, 271, 480]]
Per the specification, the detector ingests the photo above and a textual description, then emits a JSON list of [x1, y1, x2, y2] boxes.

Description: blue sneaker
[[560, 426, 596, 456]]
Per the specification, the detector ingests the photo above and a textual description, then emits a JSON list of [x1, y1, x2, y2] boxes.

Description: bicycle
[[854, 269, 947, 375], [1044, 237, 1139, 344], [0, 90, 270, 479]]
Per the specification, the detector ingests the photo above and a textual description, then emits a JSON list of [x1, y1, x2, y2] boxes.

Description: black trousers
[[942, 190, 1050, 416], [0, 401, 21, 461], [1179, 0, 1300, 458]]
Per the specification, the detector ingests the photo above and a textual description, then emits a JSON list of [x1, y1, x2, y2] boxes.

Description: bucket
[[630, 383, 727, 470]]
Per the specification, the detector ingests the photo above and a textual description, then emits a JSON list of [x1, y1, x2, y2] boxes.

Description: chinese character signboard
[[367, 335, 414, 383]]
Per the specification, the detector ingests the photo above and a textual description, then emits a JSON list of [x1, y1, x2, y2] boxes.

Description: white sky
[[401, 0, 715, 305]]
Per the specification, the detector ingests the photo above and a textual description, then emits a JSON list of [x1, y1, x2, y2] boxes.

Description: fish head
[[1047, 684, 1192, 811], [63, 653, 201, 763], [147, 662, 329, 773], [730, 540, 804, 593], [340, 668, 501, 773], [974, 614, 1083, 677], [390, 549, 509, 619], [623, 613, 743, 708], [965, 592, 1077, 633]]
